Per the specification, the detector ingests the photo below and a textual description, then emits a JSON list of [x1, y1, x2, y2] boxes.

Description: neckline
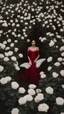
[[29, 49, 38, 52]]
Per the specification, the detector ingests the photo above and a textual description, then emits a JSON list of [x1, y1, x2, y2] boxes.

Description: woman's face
[[31, 40, 36, 46]]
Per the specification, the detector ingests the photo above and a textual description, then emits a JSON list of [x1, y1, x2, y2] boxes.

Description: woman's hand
[[29, 60, 32, 65], [34, 59, 37, 63]]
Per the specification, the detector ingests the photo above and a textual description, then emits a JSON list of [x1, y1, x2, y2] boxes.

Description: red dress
[[19, 49, 42, 84]]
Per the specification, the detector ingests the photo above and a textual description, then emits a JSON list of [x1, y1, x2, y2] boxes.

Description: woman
[[19, 40, 42, 84]]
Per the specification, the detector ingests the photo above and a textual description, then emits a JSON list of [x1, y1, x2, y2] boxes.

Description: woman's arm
[[34, 47, 40, 63], [27, 47, 32, 64]]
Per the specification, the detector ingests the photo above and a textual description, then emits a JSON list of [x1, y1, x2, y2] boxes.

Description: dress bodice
[[27, 49, 40, 63]]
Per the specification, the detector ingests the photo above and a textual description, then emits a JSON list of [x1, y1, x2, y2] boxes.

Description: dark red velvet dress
[[19, 49, 42, 84]]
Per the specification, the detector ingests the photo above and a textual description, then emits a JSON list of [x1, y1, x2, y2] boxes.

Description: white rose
[[29, 84, 36, 89], [56, 97, 64, 105], [4, 57, 9, 62], [8, 51, 13, 56], [36, 88, 42, 93], [60, 46, 64, 51], [5, 52, 9, 57], [47, 57, 53, 62], [34, 93, 44, 103], [41, 37, 46, 42], [61, 112, 64, 114], [11, 108, 19, 114], [5, 47, 10, 51], [14, 64, 20, 71], [0, 30, 3, 34], [18, 53, 23, 58], [27, 39, 30, 42], [11, 81, 19, 89], [24, 94, 33, 101], [5, 76, 12, 82], [14, 48, 18, 52], [40, 71, 45, 75], [0, 78, 7, 84], [11, 56, 17, 61], [7, 39, 11, 43], [49, 40, 55, 47], [61, 52, 64, 57], [40, 74, 46, 79], [38, 103, 49, 112], [57, 57, 62, 62], [52, 72, 59, 78], [28, 89, 36, 95], [0, 54, 4, 58], [10, 43, 14, 47], [60, 70, 64, 76], [62, 85, 64, 89], [14, 40, 18, 43], [2, 41, 7, 45], [18, 97, 27, 105], [18, 87, 26, 94], [0, 65, 4, 72], [45, 86, 54, 94], [47, 66, 52, 71], [2, 22, 8, 27], [54, 62, 60, 66], [0, 43, 6, 49]]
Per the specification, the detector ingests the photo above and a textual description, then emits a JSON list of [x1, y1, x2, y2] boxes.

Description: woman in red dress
[[19, 40, 42, 84]]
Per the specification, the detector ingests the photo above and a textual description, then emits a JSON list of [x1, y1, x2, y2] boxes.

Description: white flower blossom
[[14, 63, 20, 71], [5, 47, 10, 51], [11, 56, 17, 61], [18, 97, 27, 105], [57, 57, 62, 62], [41, 37, 46, 42], [7, 39, 11, 43], [2, 22, 8, 27], [29, 84, 36, 89], [0, 54, 4, 58], [10, 43, 14, 47], [61, 112, 64, 114], [52, 72, 59, 78], [47, 66, 52, 71], [40, 71, 45, 75], [34, 93, 44, 103], [11, 108, 19, 114], [0, 43, 6, 49], [24, 94, 33, 101], [38, 103, 49, 112], [60, 46, 64, 51], [45, 86, 54, 94], [36, 89, 42, 93], [56, 97, 64, 105], [47, 57, 53, 62], [0, 65, 4, 72], [40, 73, 46, 79], [18, 87, 26, 94], [61, 52, 64, 57], [60, 70, 64, 76], [11, 81, 19, 89], [14, 48, 18, 52], [62, 85, 64, 89], [49, 40, 55, 47], [18, 53, 23, 58], [0, 78, 7, 84], [5, 76, 12, 82], [54, 62, 60, 66], [28, 89, 36, 95], [3, 41, 7, 45], [4, 57, 9, 62]]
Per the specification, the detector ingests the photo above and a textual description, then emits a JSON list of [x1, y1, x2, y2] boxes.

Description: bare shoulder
[[28, 47, 31, 50], [36, 47, 39, 50]]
